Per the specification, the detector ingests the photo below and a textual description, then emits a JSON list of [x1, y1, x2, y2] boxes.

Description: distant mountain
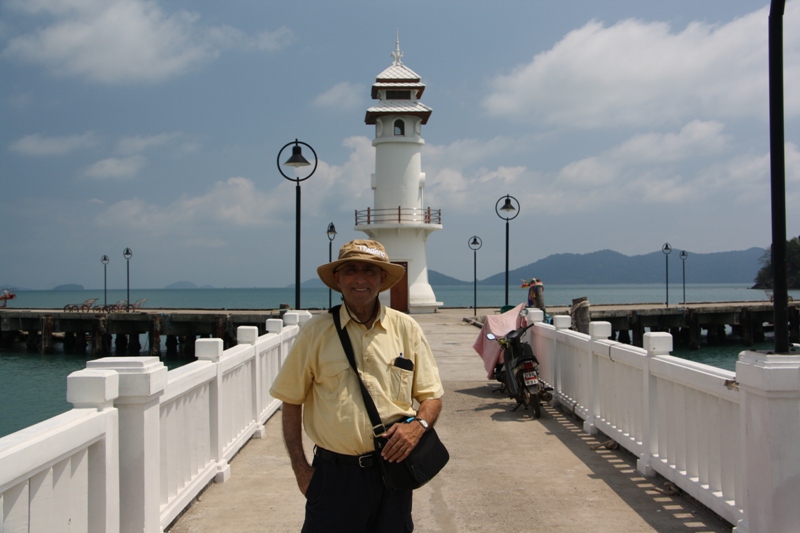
[[165, 281, 197, 289], [1, 284, 30, 291], [164, 281, 215, 289], [53, 284, 83, 291], [428, 270, 470, 286], [299, 278, 326, 288], [476, 248, 765, 285]]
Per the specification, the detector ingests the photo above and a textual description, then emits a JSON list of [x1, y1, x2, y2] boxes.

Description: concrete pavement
[[166, 308, 732, 533]]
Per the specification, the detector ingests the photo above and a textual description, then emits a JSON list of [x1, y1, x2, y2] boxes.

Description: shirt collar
[[338, 300, 386, 330]]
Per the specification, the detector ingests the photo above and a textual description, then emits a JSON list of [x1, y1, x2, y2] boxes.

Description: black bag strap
[[330, 305, 386, 437]]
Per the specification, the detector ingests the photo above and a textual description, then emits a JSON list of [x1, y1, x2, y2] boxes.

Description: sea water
[[2, 283, 795, 438]]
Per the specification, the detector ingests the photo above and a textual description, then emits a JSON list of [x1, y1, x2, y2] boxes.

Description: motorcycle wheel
[[521, 384, 541, 419]]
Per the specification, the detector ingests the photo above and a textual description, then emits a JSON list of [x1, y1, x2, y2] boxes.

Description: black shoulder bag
[[331, 305, 449, 491]]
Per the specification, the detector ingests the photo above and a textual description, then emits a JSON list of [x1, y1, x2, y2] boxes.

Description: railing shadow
[[535, 402, 733, 533]]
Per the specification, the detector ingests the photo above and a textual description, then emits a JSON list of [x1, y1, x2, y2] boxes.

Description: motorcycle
[[486, 309, 553, 418]]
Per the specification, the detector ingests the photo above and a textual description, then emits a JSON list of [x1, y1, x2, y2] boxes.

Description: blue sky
[[2, 0, 798, 290]]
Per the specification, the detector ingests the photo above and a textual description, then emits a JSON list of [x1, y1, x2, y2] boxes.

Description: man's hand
[[282, 403, 315, 495], [293, 460, 315, 496], [380, 419, 424, 463], [380, 398, 442, 463]]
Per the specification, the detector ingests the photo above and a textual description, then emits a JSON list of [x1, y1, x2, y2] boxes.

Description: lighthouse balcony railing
[[355, 207, 441, 225]]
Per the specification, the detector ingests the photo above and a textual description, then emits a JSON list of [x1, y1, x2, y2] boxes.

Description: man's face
[[333, 261, 387, 308]]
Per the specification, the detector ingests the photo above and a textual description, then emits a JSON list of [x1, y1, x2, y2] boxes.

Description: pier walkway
[[166, 308, 731, 533]]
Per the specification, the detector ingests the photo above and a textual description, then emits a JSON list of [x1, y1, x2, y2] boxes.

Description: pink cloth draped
[[472, 304, 526, 379]]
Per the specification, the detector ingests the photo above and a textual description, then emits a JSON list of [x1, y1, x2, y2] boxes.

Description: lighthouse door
[[390, 262, 409, 313]]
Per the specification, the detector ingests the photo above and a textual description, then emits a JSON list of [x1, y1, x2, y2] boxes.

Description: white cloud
[[9, 132, 98, 156], [253, 27, 293, 52], [204, 24, 293, 52], [421, 120, 746, 217], [614, 120, 729, 163], [90, 138, 374, 246], [483, 4, 800, 128], [115, 132, 199, 155], [93, 176, 283, 244], [313, 82, 365, 110], [84, 155, 146, 179], [558, 120, 729, 188], [3, 0, 292, 84]]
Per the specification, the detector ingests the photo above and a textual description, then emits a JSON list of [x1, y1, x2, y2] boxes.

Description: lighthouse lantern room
[[356, 36, 442, 313]]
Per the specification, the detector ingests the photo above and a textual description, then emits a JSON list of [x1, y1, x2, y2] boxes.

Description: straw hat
[[317, 239, 406, 292]]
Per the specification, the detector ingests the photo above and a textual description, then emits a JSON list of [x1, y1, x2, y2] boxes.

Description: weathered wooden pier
[[0, 308, 286, 357], [552, 299, 800, 348], [1, 300, 798, 357]]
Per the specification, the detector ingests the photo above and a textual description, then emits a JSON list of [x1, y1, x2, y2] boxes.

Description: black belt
[[315, 447, 376, 468]]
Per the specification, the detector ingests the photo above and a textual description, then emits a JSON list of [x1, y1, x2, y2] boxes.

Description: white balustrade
[[0, 317, 299, 533], [528, 316, 800, 532], [0, 369, 120, 533]]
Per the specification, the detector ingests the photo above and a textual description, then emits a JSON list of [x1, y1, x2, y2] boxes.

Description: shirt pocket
[[316, 360, 352, 402], [389, 365, 413, 409]]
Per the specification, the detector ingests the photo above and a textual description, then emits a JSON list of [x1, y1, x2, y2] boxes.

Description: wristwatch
[[413, 417, 429, 430]]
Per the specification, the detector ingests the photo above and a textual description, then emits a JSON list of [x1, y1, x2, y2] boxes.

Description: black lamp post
[[680, 250, 688, 304], [277, 139, 318, 310], [327, 222, 337, 309], [101, 255, 109, 307], [123, 248, 132, 312], [769, 0, 789, 353], [662, 243, 672, 307], [496, 195, 520, 307], [468, 236, 482, 316]]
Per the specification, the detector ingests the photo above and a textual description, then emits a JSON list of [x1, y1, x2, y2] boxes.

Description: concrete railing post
[[552, 315, 571, 407], [584, 322, 612, 435], [66, 368, 121, 533], [734, 352, 800, 533], [236, 326, 265, 438], [265, 318, 283, 335], [523, 308, 543, 347], [527, 308, 544, 323], [283, 312, 300, 326], [639, 332, 672, 477], [196, 338, 232, 483], [86, 357, 167, 533]]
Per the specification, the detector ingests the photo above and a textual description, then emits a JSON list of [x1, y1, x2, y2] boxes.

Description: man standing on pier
[[270, 239, 444, 532]]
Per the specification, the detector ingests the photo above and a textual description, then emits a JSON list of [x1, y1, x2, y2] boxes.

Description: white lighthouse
[[356, 37, 442, 314]]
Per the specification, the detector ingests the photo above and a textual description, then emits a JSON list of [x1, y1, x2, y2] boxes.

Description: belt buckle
[[358, 454, 371, 468]]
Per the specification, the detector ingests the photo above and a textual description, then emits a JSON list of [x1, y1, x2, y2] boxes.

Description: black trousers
[[302, 454, 413, 533]]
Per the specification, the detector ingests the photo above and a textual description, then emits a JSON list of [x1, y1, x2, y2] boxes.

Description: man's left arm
[[380, 397, 442, 463]]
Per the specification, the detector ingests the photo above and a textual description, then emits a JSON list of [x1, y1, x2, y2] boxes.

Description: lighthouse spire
[[392, 30, 403, 66]]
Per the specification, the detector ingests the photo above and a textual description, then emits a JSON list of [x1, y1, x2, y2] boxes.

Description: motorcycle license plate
[[523, 372, 539, 386]]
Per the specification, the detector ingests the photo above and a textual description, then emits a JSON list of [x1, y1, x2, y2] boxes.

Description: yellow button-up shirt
[[270, 304, 444, 455]]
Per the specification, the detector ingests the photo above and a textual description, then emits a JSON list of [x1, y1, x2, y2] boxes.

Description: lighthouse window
[[394, 119, 405, 136], [386, 90, 411, 100]]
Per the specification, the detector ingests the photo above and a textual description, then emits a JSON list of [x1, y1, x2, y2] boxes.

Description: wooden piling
[[149, 316, 162, 357]]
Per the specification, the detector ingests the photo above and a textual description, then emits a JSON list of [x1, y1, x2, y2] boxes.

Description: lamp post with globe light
[[123, 248, 132, 312], [680, 250, 688, 304], [101, 255, 109, 307], [277, 139, 318, 309], [496, 195, 520, 307], [327, 222, 337, 308], [662, 243, 672, 307], [468, 236, 482, 316]]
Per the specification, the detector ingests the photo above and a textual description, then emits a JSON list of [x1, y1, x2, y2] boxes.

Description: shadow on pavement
[[535, 402, 733, 533]]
